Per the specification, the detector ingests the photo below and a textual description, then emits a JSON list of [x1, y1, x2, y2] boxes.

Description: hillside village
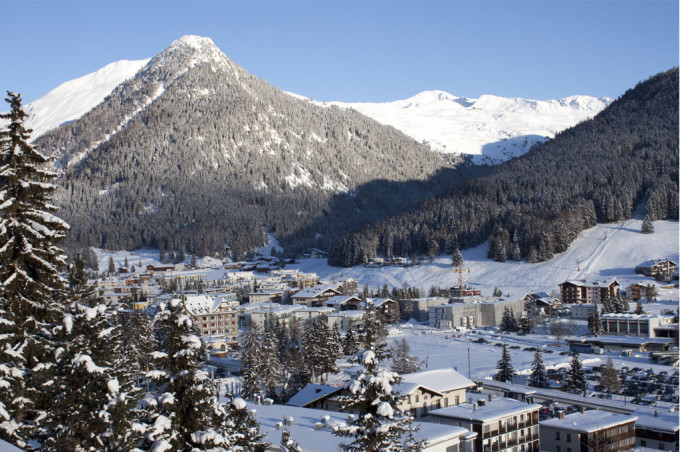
[[83, 222, 680, 452]]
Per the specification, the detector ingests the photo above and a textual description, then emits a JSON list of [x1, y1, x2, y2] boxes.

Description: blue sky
[[3, 0, 678, 104]]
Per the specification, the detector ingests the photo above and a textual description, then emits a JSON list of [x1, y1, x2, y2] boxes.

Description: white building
[[601, 313, 676, 338], [570, 303, 596, 320], [429, 298, 526, 329]]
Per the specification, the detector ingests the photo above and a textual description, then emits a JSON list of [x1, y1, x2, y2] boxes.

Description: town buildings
[[539, 411, 637, 452], [558, 279, 619, 305]]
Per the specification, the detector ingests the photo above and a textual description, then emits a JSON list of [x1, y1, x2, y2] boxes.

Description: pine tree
[[451, 248, 463, 268], [0, 92, 69, 447], [331, 301, 424, 452], [302, 319, 338, 384], [390, 338, 422, 374], [108, 256, 116, 275], [495, 345, 516, 383], [519, 316, 532, 334], [143, 299, 236, 450], [220, 397, 267, 452], [599, 358, 622, 394], [241, 326, 264, 400], [635, 300, 645, 315], [528, 349, 549, 388], [587, 311, 603, 336], [499, 307, 518, 332], [645, 284, 657, 303], [280, 428, 302, 452], [343, 323, 358, 356], [121, 309, 158, 384], [641, 214, 654, 234], [562, 353, 587, 395], [44, 256, 143, 450]]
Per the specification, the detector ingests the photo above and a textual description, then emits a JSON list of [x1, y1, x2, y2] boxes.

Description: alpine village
[[0, 34, 678, 452]]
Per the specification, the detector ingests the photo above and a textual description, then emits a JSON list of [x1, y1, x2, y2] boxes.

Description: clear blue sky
[[3, 0, 678, 104]]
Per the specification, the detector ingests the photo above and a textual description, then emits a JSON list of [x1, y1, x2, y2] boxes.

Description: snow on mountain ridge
[[23, 59, 150, 139], [321, 90, 612, 163]]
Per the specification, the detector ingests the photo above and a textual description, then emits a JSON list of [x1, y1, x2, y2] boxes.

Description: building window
[[556, 432, 560, 440], [566, 433, 571, 442], [556, 446, 561, 452]]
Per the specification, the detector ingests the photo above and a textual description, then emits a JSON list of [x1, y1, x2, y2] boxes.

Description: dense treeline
[[328, 68, 679, 266], [35, 38, 457, 258]]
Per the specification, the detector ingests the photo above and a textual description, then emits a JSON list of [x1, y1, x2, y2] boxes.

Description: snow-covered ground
[[95, 217, 679, 308], [290, 218, 679, 307]]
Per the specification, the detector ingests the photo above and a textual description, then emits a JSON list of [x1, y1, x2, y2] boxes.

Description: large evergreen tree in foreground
[[562, 353, 587, 395], [332, 301, 424, 452], [528, 349, 549, 389], [0, 92, 69, 447]]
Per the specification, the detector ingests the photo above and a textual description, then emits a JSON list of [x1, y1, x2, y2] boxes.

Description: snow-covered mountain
[[24, 59, 149, 138], [23, 44, 610, 164], [309, 90, 612, 164]]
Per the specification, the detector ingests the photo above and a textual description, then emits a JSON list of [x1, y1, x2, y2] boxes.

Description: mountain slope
[[328, 68, 679, 266], [299, 90, 611, 164], [24, 59, 149, 138], [34, 36, 456, 257]]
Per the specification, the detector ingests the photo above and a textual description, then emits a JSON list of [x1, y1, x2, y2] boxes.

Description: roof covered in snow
[[182, 295, 236, 315], [539, 410, 637, 433], [632, 409, 680, 433], [246, 402, 472, 451], [292, 285, 341, 299], [429, 394, 541, 423], [286, 383, 342, 407], [397, 368, 476, 394]]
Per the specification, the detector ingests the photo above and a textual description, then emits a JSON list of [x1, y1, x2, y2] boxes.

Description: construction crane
[[452, 262, 471, 297]]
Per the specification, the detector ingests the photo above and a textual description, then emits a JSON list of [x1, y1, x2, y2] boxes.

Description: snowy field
[[96, 217, 679, 308], [95, 217, 678, 380]]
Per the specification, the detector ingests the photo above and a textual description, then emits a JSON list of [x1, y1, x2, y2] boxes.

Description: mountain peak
[[169, 35, 218, 52], [152, 34, 232, 72]]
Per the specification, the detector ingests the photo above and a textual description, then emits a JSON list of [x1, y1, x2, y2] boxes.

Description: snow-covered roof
[[324, 294, 360, 306], [561, 278, 618, 287], [633, 409, 680, 433], [250, 304, 307, 315], [429, 394, 541, 423], [182, 295, 236, 315], [292, 285, 340, 299], [366, 297, 396, 307], [398, 368, 475, 394], [539, 411, 637, 433], [566, 335, 674, 346], [0, 439, 24, 452], [245, 402, 471, 452], [286, 383, 342, 407], [600, 313, 667, 320]]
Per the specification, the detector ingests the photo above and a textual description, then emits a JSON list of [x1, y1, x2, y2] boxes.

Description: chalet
[[146, 264, 175, 273], [626, 282, 654, 301], [635, 258, 677, 281], [524, 292, 560, 318], [395, 368, 476, 417], [367, 297, 400, 324], [291, 285, 342, 307], [558, 279, 619, 305], [323, 294, 361, 312], [539, 411, 637, 452]]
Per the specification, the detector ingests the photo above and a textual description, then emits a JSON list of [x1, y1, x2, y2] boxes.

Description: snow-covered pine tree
[[495, 344, 516, 383], [221, 397, 267, 451], [641, 214, 654, 233], [342, 323, 358, 356], [121, 308, 158, 385], [44, 255, 143, 450], [561, 352, 587, 395], [280, 428, 302, 452], [635, 300, 645, 315], [143, 299, 234, 450], [598, 358, 622, 394], [240, 326, 263, 400], [499, 307, 518, 332], [527, 349, 549, 388], [108, 256, 116, 275], [302, 318, 339, 384], [332, 300, 424, 451], [451, 247, 463, 268], [0, 92, 69, 447], [390, 338, 422, 374]]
